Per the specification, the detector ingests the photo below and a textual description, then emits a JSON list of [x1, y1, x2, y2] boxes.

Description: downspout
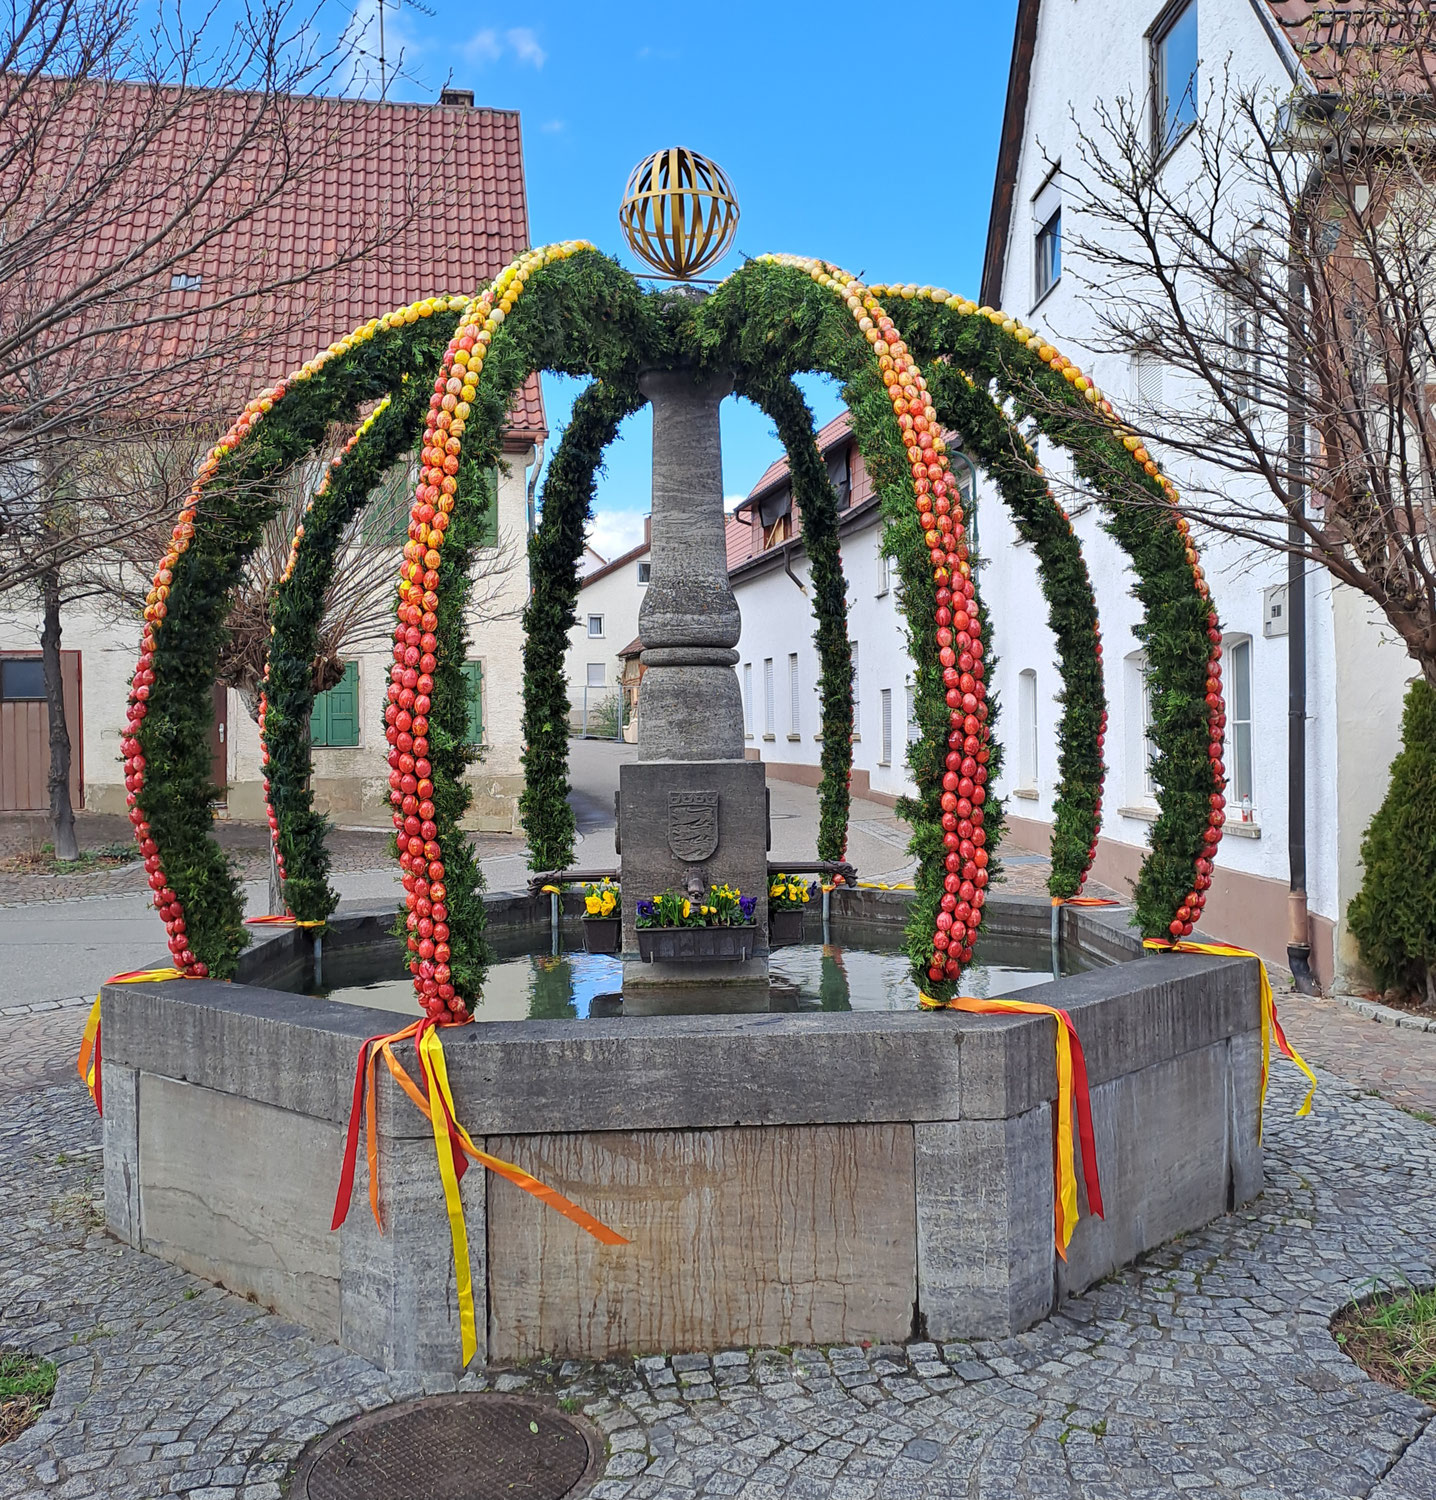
[[526, 439, 545, 536], [1285, 161, 1323, 995]]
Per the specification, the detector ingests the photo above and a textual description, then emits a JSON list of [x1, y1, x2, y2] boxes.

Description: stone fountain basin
[[98, 891, 1261, 1374]]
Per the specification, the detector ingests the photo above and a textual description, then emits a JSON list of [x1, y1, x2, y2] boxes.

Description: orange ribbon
[[1052, 897, 1122, 907], [78, 967, 191, 1114], [1145, 939, 1317, 1135], [920, 991, 1104, 1257], [244, 915, 326, 927], [331, 1017, 629, 1367]]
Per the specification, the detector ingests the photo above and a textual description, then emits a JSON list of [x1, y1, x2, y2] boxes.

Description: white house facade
[[565, 521, 651, 731], [976, 0, 1414, 985]]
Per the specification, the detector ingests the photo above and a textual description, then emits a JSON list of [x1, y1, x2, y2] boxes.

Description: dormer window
[[169, 272, 203, 291]]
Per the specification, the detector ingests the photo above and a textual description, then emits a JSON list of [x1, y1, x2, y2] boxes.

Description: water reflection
[[309, 933, 1092, 1022]]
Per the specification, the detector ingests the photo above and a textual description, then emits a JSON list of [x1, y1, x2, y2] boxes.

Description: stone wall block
[[915, 1108, 1054, 1339], [102, 1064, 140, 1247]]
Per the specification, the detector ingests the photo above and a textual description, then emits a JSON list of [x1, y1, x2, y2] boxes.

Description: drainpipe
[[1285, 161, 1323, 995], [526, 439, 545, 536]]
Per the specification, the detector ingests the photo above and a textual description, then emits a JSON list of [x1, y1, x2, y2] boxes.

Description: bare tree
[[1034, 5, 1436, 686], [0, 0, 464, 857]]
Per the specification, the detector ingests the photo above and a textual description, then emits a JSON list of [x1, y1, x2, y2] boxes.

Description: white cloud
[[463, 27, 501, 62], [586, 509, 647, 561], [724, 493, 747, 513], [506, 27, 546, 67]]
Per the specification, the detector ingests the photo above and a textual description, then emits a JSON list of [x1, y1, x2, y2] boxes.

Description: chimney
[[439, 88, 475, 107], [643, 514, 651, 545]]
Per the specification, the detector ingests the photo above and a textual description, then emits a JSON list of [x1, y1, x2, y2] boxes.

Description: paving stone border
[[1, 1041, 1433, 1498]]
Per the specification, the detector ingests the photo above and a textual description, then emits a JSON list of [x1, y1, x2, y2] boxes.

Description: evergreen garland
[[920, 361, 1106, 899], [888, 295, 1219, 941], [129, 298, 466, 977], [520, 377, 646, 873], [696, 259, 1002, 997], [736, 374, 852, 863], [264, 362, 447, 923]]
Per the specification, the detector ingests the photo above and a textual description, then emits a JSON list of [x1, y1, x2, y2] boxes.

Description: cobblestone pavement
[[1, 1005, 1434, 1499], [1273, 994, 1436, 1121]]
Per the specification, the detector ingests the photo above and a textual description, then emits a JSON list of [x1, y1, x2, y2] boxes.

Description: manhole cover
[[290, 1392, 602, 1500]]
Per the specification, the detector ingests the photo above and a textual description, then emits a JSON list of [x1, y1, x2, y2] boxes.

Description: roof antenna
[[376, 0, 436, 100]]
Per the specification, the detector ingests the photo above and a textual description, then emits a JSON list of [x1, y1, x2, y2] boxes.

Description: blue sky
[[346, 0, 1019, 560]]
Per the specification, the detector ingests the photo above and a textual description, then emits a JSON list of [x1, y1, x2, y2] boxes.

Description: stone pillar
[[635, 367, 743, 762]]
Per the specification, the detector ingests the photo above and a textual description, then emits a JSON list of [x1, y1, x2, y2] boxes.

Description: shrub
[[1347, 678, 1436, 1004]]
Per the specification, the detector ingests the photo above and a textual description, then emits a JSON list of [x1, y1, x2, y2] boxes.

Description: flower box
[[636, 924, 757, 964], [769, 908, 805, 948], [582, 916, 621, 955]]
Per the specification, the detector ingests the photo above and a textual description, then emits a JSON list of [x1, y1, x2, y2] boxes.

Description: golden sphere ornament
[[618, 147, 739, 279]]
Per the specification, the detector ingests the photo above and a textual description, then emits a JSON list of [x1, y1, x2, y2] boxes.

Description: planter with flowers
[[635, 884, 758, 963], [768, 873, 812, 948], [581, 878, 621, 954]]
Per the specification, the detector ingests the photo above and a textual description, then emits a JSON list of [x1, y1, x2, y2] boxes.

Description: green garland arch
[[737, 374, 854, 864], [882, 291, 1224, 940], [919, 362, 1107, 900], [520, 376, 647, 874], [119, 244, 1226, 1012], [261, 363, 446, 925]]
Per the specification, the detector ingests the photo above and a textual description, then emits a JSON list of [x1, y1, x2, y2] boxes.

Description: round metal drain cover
[[291, 1392, 602, 1500]]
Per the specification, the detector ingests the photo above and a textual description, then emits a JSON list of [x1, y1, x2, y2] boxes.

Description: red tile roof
[[744, 411, 853, 501], [725, 512, 758, 569], [577, 535, 650, 589], [18, 80, 545, 440]]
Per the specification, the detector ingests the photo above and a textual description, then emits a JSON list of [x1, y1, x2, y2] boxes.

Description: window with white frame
[[763, 657, 775, 737], [906, 683, 920, 745], [586, 662, 606, 688], [788, 653, 801, 736], [637, 560, 651, 583], [851, 642, 860, 740], [1153, 0, 1198, 154], [1035, 208, 1061, 303], [587, 614, 604, 638], [1125, 650, 1159, 805], [877, 538, 891, 596], [743, 662, 753, 736], [1228, 250, 1262, 416], [1133, 352, 1164, 410], [1226, 636, 1254, 817], [880, 689, 893, 765], [1018, 668, 1039, 790]]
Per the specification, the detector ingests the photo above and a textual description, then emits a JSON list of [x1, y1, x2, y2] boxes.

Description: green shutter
[[463, 660, 483, 747], [479, 468, 499, 547], [312, 661, 359, 748]]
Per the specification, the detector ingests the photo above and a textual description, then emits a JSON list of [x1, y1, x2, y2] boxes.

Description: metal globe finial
[[619, 147, 739, 280]]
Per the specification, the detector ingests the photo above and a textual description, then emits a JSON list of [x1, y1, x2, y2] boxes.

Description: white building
[[976, 0, 1414, 985], [728, 413, 983, 805], [566, 521, 651, 734]]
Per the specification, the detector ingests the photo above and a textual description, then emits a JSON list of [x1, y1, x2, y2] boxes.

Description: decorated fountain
[[85, 149, 1303, 1375]]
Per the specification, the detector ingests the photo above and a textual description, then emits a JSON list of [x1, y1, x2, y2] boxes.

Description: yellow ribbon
[[1143, 939, 1317, 1136], [418, 1026, 479, 1366], [856, 881, 915, 891], [244, 915, 327, 927], [540, 884, 562, 894], [79, 967, 189, 1111], [920, 991, 1096, 1256]]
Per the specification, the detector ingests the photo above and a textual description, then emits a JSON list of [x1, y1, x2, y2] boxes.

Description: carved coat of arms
[[668, 790, 719, 863]]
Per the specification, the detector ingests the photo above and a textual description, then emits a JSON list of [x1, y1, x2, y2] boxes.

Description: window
[[788, 653, 801, 737], [587, 614, 604, 638], [0, 658, 45, 701], [1018, 669, 1039, 789], [763, 657, 775, 737], [479, 467, 501, 548], [1035, 208, 1061, 302], [905, 684, 920, 745], [1153, 0, 1198, 154], [758, 486, 793, 550], [1125, 650, 1158, 805], [361, 456, 418, 544], [310, 661, 359, 748], [877, 539, 891, 596], [1141, 667, 1158, 798], [851, 643, 860, 739], [169, 272, 202, 291], [637, 560, 651, 583], [743, 662, 753, 735], [1133, 353, 1164, 410], [880, 688, 893, 765], [826, 445, 852, 509], [586, 662, 606, 688], [462, 660, 484, 748], [1228, 251, 1262, 417], [1227, 637, 1254, 815]]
